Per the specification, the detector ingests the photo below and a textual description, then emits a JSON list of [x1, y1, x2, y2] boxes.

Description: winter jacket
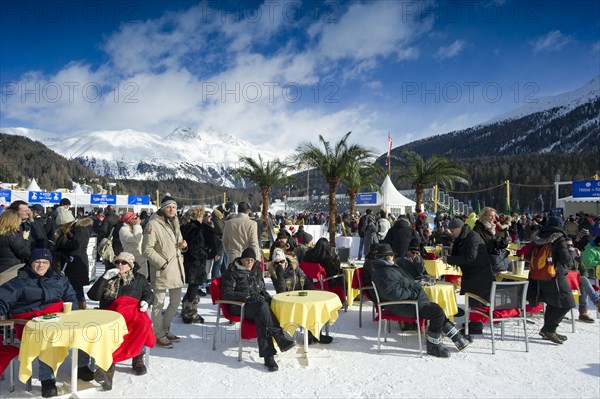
[[303, 247, 342, 286], [99, 211, 119, 242], [383, 218, 420, 259], [87, 270, 154, 309], [142, 212, 186, 290], [55, 218, 93, 288], [447, 224, 494, 303], [212, 212, 225, 255], [268, 255, 313, 293], [371, 258, 430, 318], [180, 220, 217, 285], [526, 227, 576, 309], [119, 223, 147, 276], [221, 259, 269, 315], [0, 265, 78, 316], [377, 218, 391, 241], [0, 233, 31, 273], [363, 216, 379, 257], [581, 241, 600, 267], [30, 217, 49, 249], [222, 213, 260, 263]]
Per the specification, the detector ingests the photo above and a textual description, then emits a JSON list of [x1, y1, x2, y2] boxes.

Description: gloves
[[139, 301, 149, 312], [103, 268, 120, 280]]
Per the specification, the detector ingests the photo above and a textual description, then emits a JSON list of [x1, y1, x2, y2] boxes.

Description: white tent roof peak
[[380, 175, 416, 208], [26, 178, 41, 192], [73, 183, 85, 194]]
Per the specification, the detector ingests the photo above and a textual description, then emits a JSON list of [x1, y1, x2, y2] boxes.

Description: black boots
[[264, 356, 279, 371], [77, 365, 94, 381], [426, 332, 450, 358], [308, 331, 333, 344], [182, 296, 204, 324], [94, 363, 115, 391], [41, 379, 57, 398], [132, 352, 147, 375], [443, 321, 472, 350]]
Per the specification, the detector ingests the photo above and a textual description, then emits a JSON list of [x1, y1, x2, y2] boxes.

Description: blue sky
[[1, 0, 599, 154]]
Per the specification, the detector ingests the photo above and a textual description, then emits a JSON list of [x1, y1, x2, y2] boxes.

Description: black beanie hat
[[241, 248, 257, 260]]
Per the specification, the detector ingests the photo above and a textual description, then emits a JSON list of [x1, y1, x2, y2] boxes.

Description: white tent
[[557, 195, 600, 216], [26, 178, 41, 192], [378, 175, 416, 216]]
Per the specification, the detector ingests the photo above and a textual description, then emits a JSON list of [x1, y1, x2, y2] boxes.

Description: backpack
[[97, 227, 116, 262], [529, 243, 555, 281]]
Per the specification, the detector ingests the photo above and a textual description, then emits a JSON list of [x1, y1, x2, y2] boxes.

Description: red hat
[[120, 212, 137, 224]]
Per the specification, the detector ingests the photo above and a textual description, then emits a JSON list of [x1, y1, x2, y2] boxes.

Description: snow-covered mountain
[[485, 75, 600, 124], [1, 127, 280, 187], [394, 75, 600, 159]]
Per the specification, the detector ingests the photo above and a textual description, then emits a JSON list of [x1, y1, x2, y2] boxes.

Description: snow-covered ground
[[2, 261, 599, 399]]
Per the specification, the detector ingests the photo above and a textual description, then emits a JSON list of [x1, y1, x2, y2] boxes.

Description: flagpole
[[387, 132, 392, 176]]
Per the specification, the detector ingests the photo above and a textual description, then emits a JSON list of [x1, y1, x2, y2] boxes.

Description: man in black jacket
[[221, 248, 295, 371], [371, 244, 471, 357], [357, 209, 372, 260], [445, 218, 495, 334], [383, 216, 420, 260]]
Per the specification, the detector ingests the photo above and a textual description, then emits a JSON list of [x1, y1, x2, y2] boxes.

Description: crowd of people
[[1, 197, 600, 396]]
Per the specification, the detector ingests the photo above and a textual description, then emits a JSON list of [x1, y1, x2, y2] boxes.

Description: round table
[[422, 282, 459, 322], [18, 309, 127, 393], [424, 259, 462, 279], [270, 291, 342, 353]]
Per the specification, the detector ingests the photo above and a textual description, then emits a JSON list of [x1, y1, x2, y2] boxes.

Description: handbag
[[488, 248, 510, 274]]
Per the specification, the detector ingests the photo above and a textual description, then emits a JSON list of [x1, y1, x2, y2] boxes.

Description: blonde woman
[[0, 209, 31, 275], [473, 207, 509, 274]]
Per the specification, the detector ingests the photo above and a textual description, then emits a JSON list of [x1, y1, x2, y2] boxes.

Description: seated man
[[221, 248, 295, 371], [371, 244, 471, 358], [0, 248, 94, 398], [267, 248, 332, 344], [87, 252, 156, 390], [399, 239, 428, 280]]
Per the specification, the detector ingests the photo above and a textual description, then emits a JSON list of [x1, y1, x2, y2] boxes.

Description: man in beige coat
[[142, 196, 187, 348], [222, 202, 261, 266]]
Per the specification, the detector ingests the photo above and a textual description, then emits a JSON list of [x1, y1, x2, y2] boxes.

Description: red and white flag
[[385, 133, 392, 166]]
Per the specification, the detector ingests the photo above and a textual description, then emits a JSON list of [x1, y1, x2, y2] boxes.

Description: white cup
[[63, 302, 73, 313]]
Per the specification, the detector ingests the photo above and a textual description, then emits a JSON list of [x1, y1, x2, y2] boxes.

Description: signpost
[[127, 195, 150, 205], [90, 194, 117, 205], [356, 192, 377, 205], [572, 180, 600, 198], [28, 191, 62, 204]]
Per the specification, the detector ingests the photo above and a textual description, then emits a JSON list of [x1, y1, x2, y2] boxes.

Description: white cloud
[[529, 30, 573, 53], [434, 40, 466, 60]]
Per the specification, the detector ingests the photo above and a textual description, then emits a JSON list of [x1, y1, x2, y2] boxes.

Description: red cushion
[[376, 309, 426, 331], [469, 307, 521, 323]]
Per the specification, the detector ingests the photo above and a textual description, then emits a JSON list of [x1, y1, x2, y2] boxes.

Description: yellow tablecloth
[[341, 264, 362, 307], [496, 271, 529, 282], [271, 291, 342, 338], [18, 309, 127, 382], [424, 259, 462, 279], [422, 282, 458, 322]]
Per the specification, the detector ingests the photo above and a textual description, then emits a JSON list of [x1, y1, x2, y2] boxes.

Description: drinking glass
[[285, 278, 292, 293], [299, 276, 305, 290]]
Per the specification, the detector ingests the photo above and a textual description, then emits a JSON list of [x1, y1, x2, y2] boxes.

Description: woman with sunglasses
[[87, 252, 155, 390]]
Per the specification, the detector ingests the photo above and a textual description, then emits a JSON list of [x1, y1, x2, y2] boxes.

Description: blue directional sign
[[29, 191, 62, 203], [572, 180, 600, 198], [128, 195, 150, 205], [0, 190, 11, 203], [355, 192, 378, 205], [91, 194, 117, 205]]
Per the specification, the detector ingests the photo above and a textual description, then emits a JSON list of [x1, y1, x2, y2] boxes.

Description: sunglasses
[[274, 260, 286, 265], [115, 260, 130, 266]]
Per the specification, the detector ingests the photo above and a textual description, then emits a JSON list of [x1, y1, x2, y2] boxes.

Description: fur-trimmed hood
[[74, 217, 94, 228], [531, 228, 564, 246]]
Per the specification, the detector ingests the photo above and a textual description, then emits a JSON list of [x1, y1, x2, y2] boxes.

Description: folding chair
[[209, 277, 258, 361], [371, 281, 423, 356], [465, 281, 529, 354]]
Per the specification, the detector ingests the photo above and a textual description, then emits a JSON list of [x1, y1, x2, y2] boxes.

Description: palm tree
[[292, 132, 375, 245], [234, 154, 292, 230], [394, 151, 469, 212], [342, 162, 385, 217]]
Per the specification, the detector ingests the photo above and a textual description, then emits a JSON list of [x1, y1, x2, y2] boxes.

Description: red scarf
[[107, 296, 155, 363]]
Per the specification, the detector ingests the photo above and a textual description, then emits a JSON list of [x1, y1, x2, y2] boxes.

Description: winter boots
[[264, 355, 279, 372], [41, 379, 57, 398], [308, 331, 333, 344], [426, 332, 450, 358], [443, 321, 472, 350], [539, 331, 567, 344], [181, 296, 204, 324], [94, 363, 115, 391], [578, 310, 595, 323], [271, 327, 295, 352], [77, 365, 95, 381], [132, 352, 147, 375]]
